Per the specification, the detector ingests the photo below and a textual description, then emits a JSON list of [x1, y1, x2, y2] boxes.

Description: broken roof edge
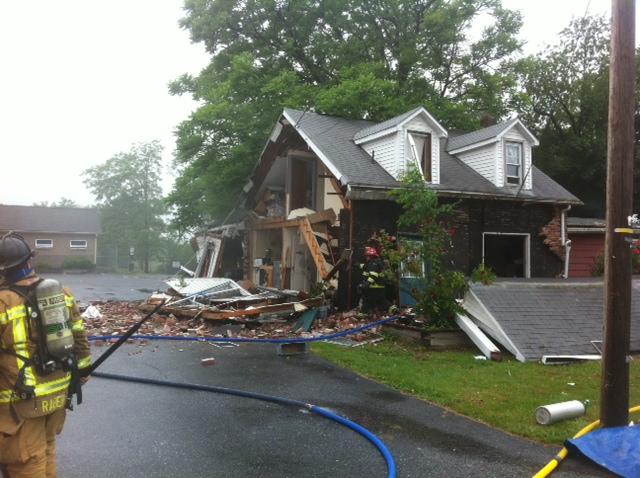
[[282, 109, 349, 186], [345, 183, 583, 205], [463, 288, 526, 362]]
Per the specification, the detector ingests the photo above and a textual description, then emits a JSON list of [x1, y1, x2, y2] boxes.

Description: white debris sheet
[[165, 277, 251, 298]]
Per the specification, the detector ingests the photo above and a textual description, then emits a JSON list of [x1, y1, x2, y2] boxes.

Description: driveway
[[52, 273, 608, 477], [48, 272, 169, 302]]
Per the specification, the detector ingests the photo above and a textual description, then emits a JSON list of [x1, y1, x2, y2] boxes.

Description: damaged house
[[195, 107, 581, 309]]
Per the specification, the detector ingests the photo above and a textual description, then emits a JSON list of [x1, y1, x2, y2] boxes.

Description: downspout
[[561, 205, 572, 278]]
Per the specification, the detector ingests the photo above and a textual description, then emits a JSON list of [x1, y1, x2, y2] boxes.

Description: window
[[505, 142, 522, 185], [70, 239, 88, 249], [408, 132, 432, 181], [35, 239, 53, 249]]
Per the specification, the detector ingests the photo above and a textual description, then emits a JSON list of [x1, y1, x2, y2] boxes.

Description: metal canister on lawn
[[535, 400, 588, 425]]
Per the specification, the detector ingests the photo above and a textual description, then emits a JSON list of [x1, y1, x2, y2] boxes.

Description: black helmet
[[0, 232, 34, 273]]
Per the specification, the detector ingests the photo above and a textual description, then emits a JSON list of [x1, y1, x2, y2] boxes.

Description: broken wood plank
[[139, 297, 323, 321], [455, 314, 502, 361]]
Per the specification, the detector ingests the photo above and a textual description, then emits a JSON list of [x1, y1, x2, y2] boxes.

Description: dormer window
[[408, 131, 432, 181], [505, 142, 522, 186]]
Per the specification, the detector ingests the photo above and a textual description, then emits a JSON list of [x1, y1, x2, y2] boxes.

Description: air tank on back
[[35, 278, 74, 361]]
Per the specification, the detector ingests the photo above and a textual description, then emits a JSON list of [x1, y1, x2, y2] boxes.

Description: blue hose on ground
[[88, 315, 400, 344], [92, 371, 397, 478]]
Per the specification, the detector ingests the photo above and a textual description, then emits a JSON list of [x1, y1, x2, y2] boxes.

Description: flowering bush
[[386, 169, 469, 328]]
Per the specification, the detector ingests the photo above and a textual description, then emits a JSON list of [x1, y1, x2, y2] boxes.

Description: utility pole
[[600, 0, 635, 427]]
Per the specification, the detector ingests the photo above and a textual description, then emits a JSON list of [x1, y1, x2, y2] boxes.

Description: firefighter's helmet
[[0, 232, 34, 273], [364, 246, 379, 258]]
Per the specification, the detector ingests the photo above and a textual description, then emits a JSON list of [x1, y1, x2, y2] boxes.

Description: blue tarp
[[566, 425, 640, 478]]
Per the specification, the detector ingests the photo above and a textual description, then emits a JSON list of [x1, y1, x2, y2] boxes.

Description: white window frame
[[69, 239, 88, 250], [35, 239, 53, 249], [407, 131, 432, 182], [505, 142, 522, 186], [481, 232, 531, 278]]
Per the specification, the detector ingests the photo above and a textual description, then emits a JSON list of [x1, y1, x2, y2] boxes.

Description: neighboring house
[[0, 205, 101, 269], [203, 107, 581, 308], [567, 217, 606, 278]]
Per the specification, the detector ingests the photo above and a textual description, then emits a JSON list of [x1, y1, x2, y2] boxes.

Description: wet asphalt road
[[50, 273, 609, 477], [48, 273, 169, 303]]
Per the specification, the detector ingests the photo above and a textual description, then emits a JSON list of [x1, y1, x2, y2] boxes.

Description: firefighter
[[358, 246, 388, 312], [0, 232, 91, 478]]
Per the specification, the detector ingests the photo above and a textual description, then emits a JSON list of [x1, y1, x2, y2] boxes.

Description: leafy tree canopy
[[513, 15, 640, 216], [33, 197, 80, 208], [83, 141, 166, 272], [169, 0, 523, 229]]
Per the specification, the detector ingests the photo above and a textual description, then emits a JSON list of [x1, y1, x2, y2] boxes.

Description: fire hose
[[85, 301, 399, 478]]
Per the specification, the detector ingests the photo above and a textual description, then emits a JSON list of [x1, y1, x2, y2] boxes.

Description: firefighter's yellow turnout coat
[[0, 274, 91, 478]]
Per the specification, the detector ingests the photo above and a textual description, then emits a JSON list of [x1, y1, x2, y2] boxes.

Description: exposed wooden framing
[[252, 209, 337, 231], [299, 217, 330, 278], [329, 176, 349, 209], [324, 248, 352, 281]]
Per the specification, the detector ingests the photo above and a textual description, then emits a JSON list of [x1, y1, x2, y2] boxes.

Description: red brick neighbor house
[[0, 204, 101, 269]]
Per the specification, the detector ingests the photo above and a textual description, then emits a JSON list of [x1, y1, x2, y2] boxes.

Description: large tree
[[168, 0, 523, 229], [513, 15, 612, 216], [83, 141, 166, 272]]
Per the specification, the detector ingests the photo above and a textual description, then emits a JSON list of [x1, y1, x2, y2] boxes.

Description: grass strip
[[312, 340, 640, 444]]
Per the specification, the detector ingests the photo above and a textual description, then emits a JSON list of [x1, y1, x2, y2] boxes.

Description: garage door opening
[[482, 233, 530, 278]]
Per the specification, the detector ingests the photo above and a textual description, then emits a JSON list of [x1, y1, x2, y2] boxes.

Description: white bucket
[[535, 400, 586, 425]]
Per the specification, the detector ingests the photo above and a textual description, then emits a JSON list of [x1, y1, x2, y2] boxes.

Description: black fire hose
[[84, 299, 166, 375]]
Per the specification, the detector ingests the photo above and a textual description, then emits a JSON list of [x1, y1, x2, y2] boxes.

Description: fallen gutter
[[541, 355, 601, 365], [561, 205, 572, 279], [455, 314, 502, 361]]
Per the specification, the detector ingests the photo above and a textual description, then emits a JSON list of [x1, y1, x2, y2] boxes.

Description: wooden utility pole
[[600, 0, 636, 428]]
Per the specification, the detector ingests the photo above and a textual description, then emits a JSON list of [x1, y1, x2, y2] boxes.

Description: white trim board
[[463, 289, 526, 362], [482, 232, 531, 279]]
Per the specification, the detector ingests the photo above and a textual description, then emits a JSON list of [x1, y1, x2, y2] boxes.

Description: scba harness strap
[[0, 281, 82, 408]]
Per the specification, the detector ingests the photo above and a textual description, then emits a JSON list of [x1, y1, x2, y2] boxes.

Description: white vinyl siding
[[502, 127, 532, 190], [458, 143, 497, 184], [361, 132, 400, 178]]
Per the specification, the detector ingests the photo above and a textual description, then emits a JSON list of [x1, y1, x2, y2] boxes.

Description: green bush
[[62, 256, 96, 271], [35, 262, 58, 273], [471, 264, 497, 285]]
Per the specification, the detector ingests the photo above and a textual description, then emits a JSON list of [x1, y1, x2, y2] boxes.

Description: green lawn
[[312, 340, 640, 444]]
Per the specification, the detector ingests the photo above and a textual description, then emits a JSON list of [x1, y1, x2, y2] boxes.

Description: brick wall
[[12, 232, 97, 269]]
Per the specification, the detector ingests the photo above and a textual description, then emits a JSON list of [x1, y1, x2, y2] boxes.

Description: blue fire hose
[[92, 371, 397, 478], [89, 316, 401, 478]]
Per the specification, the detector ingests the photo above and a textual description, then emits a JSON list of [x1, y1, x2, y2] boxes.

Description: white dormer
[[447, 119, 539, 190], [353, 107, 448, 184]]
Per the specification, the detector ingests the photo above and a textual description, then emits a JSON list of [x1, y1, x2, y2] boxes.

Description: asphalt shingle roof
[[469, 281, 640, 362], [446, 118, 519, 151], [284, 108, 399, 188], [352, 107, 423, 141], [283, 109, 580, 204], [0, 205, 101, 234]]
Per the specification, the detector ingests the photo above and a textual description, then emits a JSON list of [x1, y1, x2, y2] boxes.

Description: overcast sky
[[0, 0, 633, 207]]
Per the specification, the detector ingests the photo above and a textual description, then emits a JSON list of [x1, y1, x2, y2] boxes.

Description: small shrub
[[35, 262, 58, 272], [471, 264, 497, 285], [62, 256, 95, 271]]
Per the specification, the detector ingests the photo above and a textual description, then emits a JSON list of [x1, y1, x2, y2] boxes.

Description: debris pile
[[83, 300, 385, 346]]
